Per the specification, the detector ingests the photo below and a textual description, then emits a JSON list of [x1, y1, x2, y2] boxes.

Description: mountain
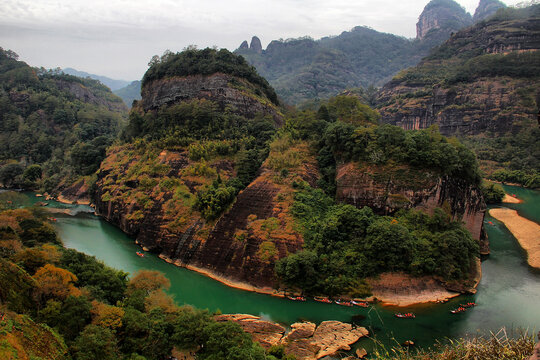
[[0, 47, 128, 194], [416, 0, 472, 41], [377, 4, 540, 186], [235, 0, 488, 105], [113, 80, 141, 108], [94, 48, 485, 296], [62, 67, 131, 91], [473, 0, 507, 21]]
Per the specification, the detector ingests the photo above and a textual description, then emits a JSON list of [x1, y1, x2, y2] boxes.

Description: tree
[[0, 163, 24, 188], [22, 164, 42, 182], [91, 301, 125, 330], [33, 263, 81, 301], [72, 325, 119, 360], [127, 270, 170, 296]]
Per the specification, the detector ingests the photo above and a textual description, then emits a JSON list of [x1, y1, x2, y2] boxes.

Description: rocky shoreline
[[214, 314, 369, 360]]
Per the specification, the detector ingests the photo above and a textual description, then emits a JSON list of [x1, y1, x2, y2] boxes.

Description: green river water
[[24, 185, 540, 353]]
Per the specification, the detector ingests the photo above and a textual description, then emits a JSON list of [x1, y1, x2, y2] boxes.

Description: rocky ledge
[[141, 73, 282, 124], [215, 314, 368, 360]]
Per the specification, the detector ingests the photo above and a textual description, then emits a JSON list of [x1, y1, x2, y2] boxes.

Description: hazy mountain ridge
[[113, 80, 141, 108], [62, 67, 131, 91], [236, 0, 500, 105]]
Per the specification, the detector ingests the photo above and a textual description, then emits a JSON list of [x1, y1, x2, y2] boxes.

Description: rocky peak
[[238, 40, 249, 50], [250, 36, 263, 53], [416, 0, 473, 40], [473, 0, 506, 22]]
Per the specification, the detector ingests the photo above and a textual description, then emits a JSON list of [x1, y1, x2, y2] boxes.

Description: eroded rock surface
[[215, 315, 368, 360], [335, 162, 486, 240]]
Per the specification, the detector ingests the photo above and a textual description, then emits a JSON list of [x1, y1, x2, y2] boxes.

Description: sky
[[0, 0, 526, 81]]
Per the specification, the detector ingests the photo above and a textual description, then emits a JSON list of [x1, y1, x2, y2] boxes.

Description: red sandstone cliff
[[335, 162, 486, 245]]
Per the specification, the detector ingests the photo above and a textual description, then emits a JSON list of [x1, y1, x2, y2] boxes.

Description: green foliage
[[236, 25, 434, 105], [0, 208, 266, 360], [481, 182, 505, 204], [0, 47, 126, 192], [195, 180, 237, 220], [276, 185, 479, 296], [462, 125, 540, 188], [72, 324, 119, 360], [60, 249, 128, 304], [326, 95, 380, 125], [322, 122, 481, 185], [143, 48, 278, 105]]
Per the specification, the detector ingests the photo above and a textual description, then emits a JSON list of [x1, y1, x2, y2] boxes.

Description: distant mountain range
[[61, 68, 141, 107], [235, 0, 507, 105], [61, 67, 131, 91]]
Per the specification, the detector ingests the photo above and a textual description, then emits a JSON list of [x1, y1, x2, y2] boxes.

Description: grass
[[370, 328, 536, 360]]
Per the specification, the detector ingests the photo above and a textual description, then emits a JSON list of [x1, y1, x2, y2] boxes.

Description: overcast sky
[[0, 0, 525, 81]]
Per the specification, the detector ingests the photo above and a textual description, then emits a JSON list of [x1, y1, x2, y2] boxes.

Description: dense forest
[[0, 47, 127, 193]]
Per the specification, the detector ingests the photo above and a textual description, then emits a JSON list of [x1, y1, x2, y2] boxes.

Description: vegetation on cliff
[[143, 47, 278, 105], [0, 47, 127, 193], [0, 203, 286, 360], [272, 97, 480, 296]]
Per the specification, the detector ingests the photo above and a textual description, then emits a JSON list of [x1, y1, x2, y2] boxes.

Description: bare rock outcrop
[[335, 162, 486, 240], [250, 36, 263, 53], [215, 315, 368, 360], [141, 73, 282, 124], [215, 314, 285, 348], [473, 0, 506, 22], [416, 0, 472, 40]]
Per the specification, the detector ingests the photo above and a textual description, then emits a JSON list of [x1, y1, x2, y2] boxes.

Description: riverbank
[[503, 194, 522, 204], [158, 254, 284, 297], [56, 194, 90, 205], [367, 273, 460, 307], [489, 208, 540, 269]]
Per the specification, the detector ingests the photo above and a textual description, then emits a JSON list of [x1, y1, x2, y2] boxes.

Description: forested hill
[[377, 4, 540, 187], [95, 47, 485, 299], [235, 0, 502, 105], [0, 47, 128, 194]]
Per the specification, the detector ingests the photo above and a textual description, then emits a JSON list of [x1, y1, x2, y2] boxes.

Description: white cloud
[[0, 0, 525, 80]]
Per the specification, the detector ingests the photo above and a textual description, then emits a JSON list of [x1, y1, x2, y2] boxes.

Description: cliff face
[[336, 162, 486, 241], [94, 140, 318, 288], [416, 0, 472, 40], [473, 0, 506, 22], [378, 12, 540, 137], [378, 77, 537, 136], [141, 73, 282, 124]]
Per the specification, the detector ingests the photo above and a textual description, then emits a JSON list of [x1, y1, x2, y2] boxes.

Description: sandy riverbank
[[368, 273, 461, 307], [489, 208, 540, 269], [56, 194, 91, 205], [158, 255, 285, 297], [503, 194, 522, 204]]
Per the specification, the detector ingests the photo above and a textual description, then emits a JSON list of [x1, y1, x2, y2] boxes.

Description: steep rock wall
[[335, 162, 486, 241], [378, 78, 538, 136], [94, 142, 318, 288], [141, 73, 282, 124]]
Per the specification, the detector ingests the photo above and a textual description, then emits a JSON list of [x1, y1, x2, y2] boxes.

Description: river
[[23, 185, 540, 353]]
